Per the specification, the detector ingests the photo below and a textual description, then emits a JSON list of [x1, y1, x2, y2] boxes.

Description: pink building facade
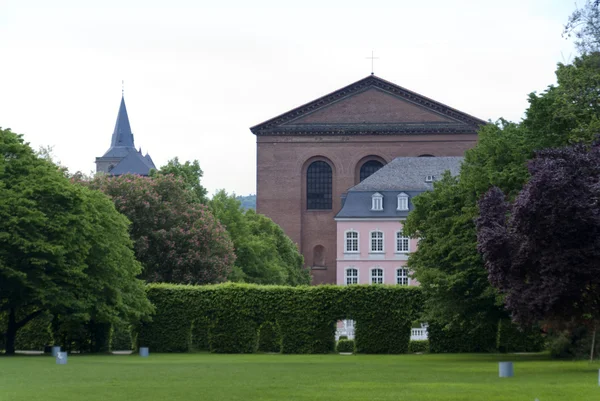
[[335, 220, 417, 286]]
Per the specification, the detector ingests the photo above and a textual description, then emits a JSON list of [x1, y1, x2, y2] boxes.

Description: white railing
[[410, 328, 428, 341], [335, 321, 429, 341]]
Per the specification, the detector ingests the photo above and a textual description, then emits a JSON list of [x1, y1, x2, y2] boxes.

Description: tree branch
[[15, 310, 44, 330]]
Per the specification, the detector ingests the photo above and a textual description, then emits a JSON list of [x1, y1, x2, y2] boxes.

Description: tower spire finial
[[122, 80, 124, 97]]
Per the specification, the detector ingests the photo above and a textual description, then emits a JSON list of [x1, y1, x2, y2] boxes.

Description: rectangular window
[[396, 231, 409, 253], [371, 268, 384, 284], [345, 268, 358, 285], [345, 231, 359, 253], [397, 196, 408, 211], [396, 268, 409, 285], [370, 231, 384, 252], [372, 196, 383, 211]]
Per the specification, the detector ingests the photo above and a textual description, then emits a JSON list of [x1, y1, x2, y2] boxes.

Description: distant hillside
[[236, 194, 256, 210]]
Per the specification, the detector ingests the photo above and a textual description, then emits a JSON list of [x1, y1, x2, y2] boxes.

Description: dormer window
[[425, 175, 435, 183], [371, 192, 383, 211], [397, 193, 409, 211]]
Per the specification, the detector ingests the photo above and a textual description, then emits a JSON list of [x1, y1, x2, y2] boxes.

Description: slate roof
[[97, 95, 156, 176], [109, 149, 156, 176], [335, 157, 463, 219], [250, 75, 487, 136]]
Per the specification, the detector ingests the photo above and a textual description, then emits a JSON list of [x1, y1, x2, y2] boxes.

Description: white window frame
[[370, 267, 384, 284], [395, 230, 410, 253], [370, 230, 384, 253], [344, 230, 359, 253], [397, 192, 409, 211], [345, 267, 359, 285], [371, 192, 383, 211], [425, 175, 435, 183], [396, 267, 410, 285]]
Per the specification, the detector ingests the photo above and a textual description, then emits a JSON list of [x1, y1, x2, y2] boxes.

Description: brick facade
[[252, 75, 485, 284]]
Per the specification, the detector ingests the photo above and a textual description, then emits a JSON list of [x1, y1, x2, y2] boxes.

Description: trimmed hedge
[[258, 321, 281, 353], [337, 339, 355, 353], [408, 340, 429, 353], [111, 324, 133, 351], [137, 283, 423, 354]]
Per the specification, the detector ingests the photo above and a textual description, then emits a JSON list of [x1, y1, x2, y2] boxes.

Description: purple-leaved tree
[[477, 142, 600, 360]]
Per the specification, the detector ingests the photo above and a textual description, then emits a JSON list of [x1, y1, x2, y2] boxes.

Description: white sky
[[0, 0, 579, 196]]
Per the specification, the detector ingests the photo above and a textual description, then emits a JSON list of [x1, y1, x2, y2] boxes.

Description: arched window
[[360, 160, 384, 182], [345, 268, 358, 285], [370, 268, 384, 284], [396, 268, 409, 285], [307, 161, 332, 210], [397, 193, 409, 211], [313, 245, 325, 267], [344, 231, 359, 253]]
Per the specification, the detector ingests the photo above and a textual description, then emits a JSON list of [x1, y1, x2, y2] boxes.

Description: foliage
[[150, 157, 208, 204], [257, 321, 281, 353], [408, 340, 429, 353], [496, 319, 545, 353], [0, 128, 152, 354], [336, 339, 355, 353], [404, 52, 600, 335], [137, 283, 423, 354], [564, 0, 600, 54], [477, 143, 600, 330], [209, 190, 309, 285], [236, 194, 256, 210], [111, 324, 133, 351], [427, 320, 498, 353], [86, 174, 235, 285]]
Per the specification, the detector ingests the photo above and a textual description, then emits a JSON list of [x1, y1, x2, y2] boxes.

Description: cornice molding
[[251, 75, 487, 136]]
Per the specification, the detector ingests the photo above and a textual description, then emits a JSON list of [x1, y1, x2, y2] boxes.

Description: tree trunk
[[590, 324, 597, 363], [5, 308, 17, 355]]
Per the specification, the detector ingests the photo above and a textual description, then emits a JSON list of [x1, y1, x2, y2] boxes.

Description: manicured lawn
[[0, 353, 598, 401]]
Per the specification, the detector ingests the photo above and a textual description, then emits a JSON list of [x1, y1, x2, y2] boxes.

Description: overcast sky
[[0, 0, 579, 196]]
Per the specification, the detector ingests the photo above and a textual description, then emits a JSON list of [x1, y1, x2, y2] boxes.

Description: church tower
[[95, 95, 156, 176]]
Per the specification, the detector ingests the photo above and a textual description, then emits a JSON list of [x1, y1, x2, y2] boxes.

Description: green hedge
[[111, 324, 133, 351], [337, 339, 355, 353], [258, 322, 281, 353], [137, 283, 423, 354], [408, 340, 429, 353]]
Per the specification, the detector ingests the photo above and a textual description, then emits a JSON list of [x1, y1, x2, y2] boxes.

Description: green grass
[[0, 353, 598, 401]]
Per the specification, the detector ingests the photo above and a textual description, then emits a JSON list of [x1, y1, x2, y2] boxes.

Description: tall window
[[396, 268, 409, 285], [370, 231, 384, 252], [397, 193, 409, 211], [371, 268, 384, 284], [345, 268, 358, 285], [307, 161, 332, 210], [371, 193, 383, 211], [345, 231, 359, 253], [360, 160, 384, 182], [396, 231, 409, 253]]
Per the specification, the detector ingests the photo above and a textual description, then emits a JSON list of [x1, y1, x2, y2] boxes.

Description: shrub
[[496, 319, 545, 353], [428, 321, 498, 353], [337, 339, 355, 353], [338, 335, 348, 340], [138, 283, 423, 354], [111, 324, 133, 351], [14, 312, 53, 351], [258, 321, 281, 353], [408, 340, 429, 353]]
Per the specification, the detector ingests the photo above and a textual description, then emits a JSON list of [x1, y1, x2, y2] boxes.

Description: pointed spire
[[110, 96, 135, 148]]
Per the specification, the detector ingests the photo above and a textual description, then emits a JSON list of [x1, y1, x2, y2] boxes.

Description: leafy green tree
[[564, 0, 600, 54], [87, 174, 235, 284], [209, 190, 309, 285], [0, 128, 152, 355], [150, 157, 208, 203]]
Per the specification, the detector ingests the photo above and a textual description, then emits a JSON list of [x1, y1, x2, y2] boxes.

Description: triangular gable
[[110, 151, 154, 176], [251, 75, 486, 136]]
